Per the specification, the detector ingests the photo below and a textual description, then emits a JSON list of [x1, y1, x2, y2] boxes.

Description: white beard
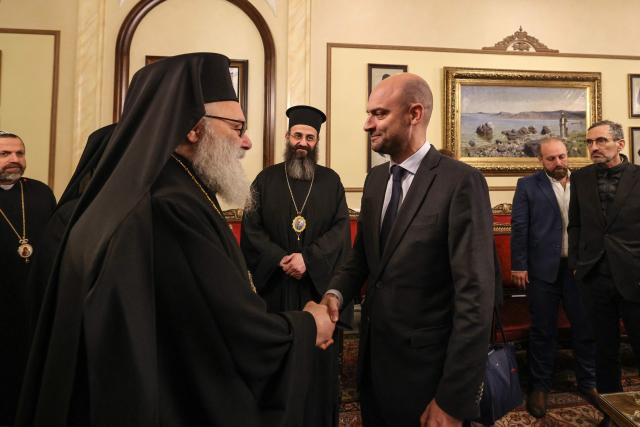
[[192, 125, 254, 211]]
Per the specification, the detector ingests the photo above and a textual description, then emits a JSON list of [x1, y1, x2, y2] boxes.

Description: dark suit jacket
[[329, 147, 495, 422], [568, 162, 640, 302], [511, 170, 565, 283]]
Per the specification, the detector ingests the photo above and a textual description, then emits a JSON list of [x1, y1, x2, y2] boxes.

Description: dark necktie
[[380, 165, 405, 252]]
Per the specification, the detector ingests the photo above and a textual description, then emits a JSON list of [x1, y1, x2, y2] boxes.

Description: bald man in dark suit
[[322, 73, 495, 427]]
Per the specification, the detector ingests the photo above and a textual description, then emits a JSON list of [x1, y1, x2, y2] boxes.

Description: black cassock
[[0, 178, 55, 425], [19, 53, 320, 427], [17, 159, 317, 427], [241, 162, 351, 427]]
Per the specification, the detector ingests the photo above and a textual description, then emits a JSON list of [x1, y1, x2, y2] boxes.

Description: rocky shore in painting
[[461, 110, 586, 158]]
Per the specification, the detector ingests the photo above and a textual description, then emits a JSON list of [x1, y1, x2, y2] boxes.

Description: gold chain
[[284, 163, 314, 215], [0, 179, 27, 243], [171, 154, 224, 219], [171, 154, 257, 294]]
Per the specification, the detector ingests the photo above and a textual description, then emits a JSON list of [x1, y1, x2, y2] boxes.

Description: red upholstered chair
[[492, 203, 571, 344], [223, 208, 243, 244], [225, 208, 359, 246], [225, 204, 574, 346]]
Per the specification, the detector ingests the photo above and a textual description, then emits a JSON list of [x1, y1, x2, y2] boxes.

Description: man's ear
[[186, 120, 205, 144], [409, 103, 424, 124]]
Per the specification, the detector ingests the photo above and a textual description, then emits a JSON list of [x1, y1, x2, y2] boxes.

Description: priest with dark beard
[[241, 105, 352, 427], [16, 54, 336, 427]]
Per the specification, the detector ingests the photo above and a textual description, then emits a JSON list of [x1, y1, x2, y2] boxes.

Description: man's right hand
[[303, 301, 335, 350], [320, 293, 340, 323], [511, 270, 529, 289]]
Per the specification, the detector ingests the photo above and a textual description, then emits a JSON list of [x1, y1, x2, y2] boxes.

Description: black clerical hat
[[286, 105, 326, 133], [197, 53, 238, 103]]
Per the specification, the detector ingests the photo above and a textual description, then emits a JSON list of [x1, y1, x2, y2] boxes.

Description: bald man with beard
[[322, 73, 495, 426]]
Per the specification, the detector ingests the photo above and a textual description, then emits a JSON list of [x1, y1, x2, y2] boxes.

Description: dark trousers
[[359, 378, 389, 427], [527, 259, 596, 392], [581, 273, 640, 393]]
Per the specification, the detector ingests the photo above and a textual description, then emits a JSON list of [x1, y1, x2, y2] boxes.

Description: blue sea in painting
[[460, 111, 586, 157]]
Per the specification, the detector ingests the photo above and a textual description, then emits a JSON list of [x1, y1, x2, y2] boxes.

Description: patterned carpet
[[339, 333, 640, 427]]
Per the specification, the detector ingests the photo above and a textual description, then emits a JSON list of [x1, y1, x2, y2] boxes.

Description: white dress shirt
[[380, 141, 431, 226], [326, 142, 431, 307], [546, 171, 571, 258]]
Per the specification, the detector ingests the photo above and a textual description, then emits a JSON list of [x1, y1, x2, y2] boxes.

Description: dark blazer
[[568, 162, 640, 302], [511, 170, 565, 283], [329, 147, 495, 423]]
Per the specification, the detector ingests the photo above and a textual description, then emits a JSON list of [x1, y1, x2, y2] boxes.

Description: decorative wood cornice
[[492, 203, 513, 215], [483, 27, 558, 53], [222, 208, 244, 222]]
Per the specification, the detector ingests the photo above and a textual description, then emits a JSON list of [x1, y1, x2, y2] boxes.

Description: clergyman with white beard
[[16, 53, 336, 427]]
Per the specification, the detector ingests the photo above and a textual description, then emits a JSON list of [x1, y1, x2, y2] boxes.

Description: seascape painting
[[460, 85, 588, 158], [443, 67, 600, 174]]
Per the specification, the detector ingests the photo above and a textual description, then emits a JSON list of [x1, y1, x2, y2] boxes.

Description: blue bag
[[475, 308, 523, 426]]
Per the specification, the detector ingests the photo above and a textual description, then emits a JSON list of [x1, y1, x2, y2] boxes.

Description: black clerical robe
[[241, 162, 351, 427], [0, 178, 55, 425], [24, 124, 116, 343], [17, 160, 317, 427]]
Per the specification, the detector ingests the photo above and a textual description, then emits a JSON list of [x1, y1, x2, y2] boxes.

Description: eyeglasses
[[289, 131, 317, 142], [203, 115, 246, 137], [585, 137, 619, 147]]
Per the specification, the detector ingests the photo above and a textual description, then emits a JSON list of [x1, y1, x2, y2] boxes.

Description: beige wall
[[0, 0, 78, 194], [3, 0, 640, 207], [0, 32, 55, 184], [97, 0, 291, 208], [328, 46, 640, 207], [128, 0, 266, 198], [309, 0, 640, 208]]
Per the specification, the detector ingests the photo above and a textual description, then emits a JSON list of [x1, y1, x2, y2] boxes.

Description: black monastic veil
[[17, 53, 317, 427]]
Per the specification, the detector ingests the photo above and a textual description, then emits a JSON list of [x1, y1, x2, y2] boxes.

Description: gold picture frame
[[629, 74, 640, 118], [630, 127, 640, 165], [443, 67, 601, 175]]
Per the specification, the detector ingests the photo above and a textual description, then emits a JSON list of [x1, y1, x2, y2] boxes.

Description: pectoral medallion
[[292, 215, 307, 234], [18, 239, 33, 262]]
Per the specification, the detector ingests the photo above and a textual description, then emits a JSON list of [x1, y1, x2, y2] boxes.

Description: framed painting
[[443, 67, 601, 175], [629, 74, 640, 117], [630, 127, 640, 165], [367, 63, 407, 170], [229, 60, 248, 118], [145, 55, 248, 116]]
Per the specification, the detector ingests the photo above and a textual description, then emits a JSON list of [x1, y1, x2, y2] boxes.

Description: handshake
[[303, 294, 341, 350]]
